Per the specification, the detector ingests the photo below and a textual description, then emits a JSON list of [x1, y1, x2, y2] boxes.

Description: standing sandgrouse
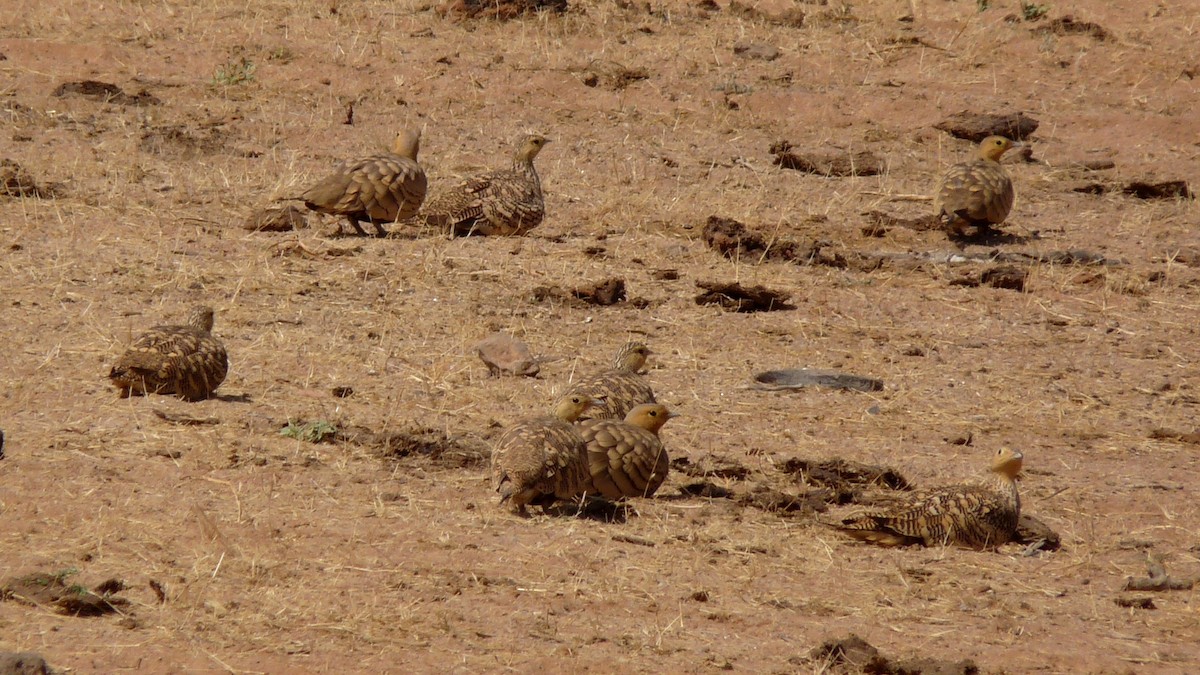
[[300, 129, 427, 237], [566, 342, 656, 420], [578, 403, 678, 500], [833, 447, 1024, 550], [109, 306, 229, 401], [934, 136, 1020, 238], [491, 393, 601, 516], [419, 134, 549, 236]]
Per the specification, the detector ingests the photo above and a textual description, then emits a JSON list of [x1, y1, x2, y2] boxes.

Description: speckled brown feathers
[[109, 306, 229, 402], [566, 342, 656, 420], [301, 129, 427, 237], [419, 134, 548, 237], [934, 136, 1018, 237], [834, 448, 1024, 550], [579, 403, 677, 500], [491, 394, 600, 516]]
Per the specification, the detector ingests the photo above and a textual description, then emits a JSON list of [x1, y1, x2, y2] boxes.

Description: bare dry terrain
[[2, 0, 1199, 672]]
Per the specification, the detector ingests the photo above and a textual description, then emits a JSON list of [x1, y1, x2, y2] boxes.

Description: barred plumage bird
[[833, 448, 1024, 550], [579, 403, 677, 500], [419, 134, 548, 236], [566, 342, 656, 420], [491, 393, 600, 516], [299, 129, 427, 237], [934, 136, 1019, 238], [109, 306, 229, 402]]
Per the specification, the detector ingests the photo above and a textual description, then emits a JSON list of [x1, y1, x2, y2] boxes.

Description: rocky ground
[[1, 0, 1198, 672]]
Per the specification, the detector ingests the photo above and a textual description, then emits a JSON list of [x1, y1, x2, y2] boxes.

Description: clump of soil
[[440, 0, 567, 20], [1031, 15, 1111, 40], [949, 264, 1030, 292], [578, 60, 649, 90], [53, 80, 161, 106], [736, 485, 830, 516], [727, 0, 805, 27], [695, 280, 794, 312], [339, 425, 490, 468], [701, 215, 845, 267], [245, 205, 308, 232], [672, 455, 752, 481], [532, 277, 631, 307], [802, 634, 980, 674], [0, 652, 51, 675], [1, 572, 129, 617], [863, 210, 942, 233], [139, 124, 227, 158], [934, 111, 1040, 142], [1, 159, 59, 198], [572, 277, 626, 305], [781, 457, 911, 491], [770, 142, 885, 177]]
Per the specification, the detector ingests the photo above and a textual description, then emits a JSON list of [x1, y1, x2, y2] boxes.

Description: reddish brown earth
[[1, 0, 1198, 672]]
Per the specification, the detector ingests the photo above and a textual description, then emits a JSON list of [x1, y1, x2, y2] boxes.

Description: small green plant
[[280, 420, 338, 444], [976, 0, 989, 11], [213, 57, 256, 86], [1021, 1, 1049, 20]]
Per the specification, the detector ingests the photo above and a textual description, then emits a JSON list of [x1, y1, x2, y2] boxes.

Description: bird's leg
[[371, 221, 389, 238], [346, 216, 370, 237]]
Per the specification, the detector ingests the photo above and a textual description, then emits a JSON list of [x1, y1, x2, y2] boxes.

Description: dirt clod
[[805, 634, 979, 674], [1, 159, 57, 198], [728, 0, 805, 27], [701, 215, 845, 268], [0, 652, 51, 675], [53, 80, 160, 106], [771, 143, 885, 176], [244, 205, 308, 232], [440, 0, 567, 20], [579, 60, 649, 90], [1032, 15, 1111, 40], [934, 111, 1040, 142], [1, 572, 130, 617], [573, 277, 626, 305], [340, 425, 489, 468], [737, 485, 829, 515], [781, 458, 911, 492], [733, 42, 780, 61], [1115, 596, 1156, 609], [1123, 180, 1192, 200], [695, 280, 794, 312]]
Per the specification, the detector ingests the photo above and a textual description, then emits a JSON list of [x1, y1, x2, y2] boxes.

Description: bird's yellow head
[[989, 447, 1024, 479], [554, 393, 602, 422], [516, 134, 550, 162], [978, 136, 1019, 162], [624, 404, 678, 434], [391, 128, 422, 161]]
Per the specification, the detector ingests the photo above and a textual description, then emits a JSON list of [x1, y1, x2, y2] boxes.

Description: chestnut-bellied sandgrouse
[[934, 136, 1020, 238], [566, 342, 656, 420], [419, 134, 548, 237], [491, 393, 600, 516], [109, 306, 229, 401], [578, 403, 678, 500], [833, 448, 1024, 550], [300, 129, 427, 237]]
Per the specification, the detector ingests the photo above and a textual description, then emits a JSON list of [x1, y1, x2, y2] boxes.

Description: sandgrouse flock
[[102, 126, 1035, 553], [489, 342, 682, 515]]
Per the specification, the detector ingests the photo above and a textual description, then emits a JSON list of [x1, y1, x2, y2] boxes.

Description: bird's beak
[[667, 411, 682, 419]]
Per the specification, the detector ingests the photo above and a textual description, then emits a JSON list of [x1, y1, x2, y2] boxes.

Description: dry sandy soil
[[2, 0, 1199, 672]]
